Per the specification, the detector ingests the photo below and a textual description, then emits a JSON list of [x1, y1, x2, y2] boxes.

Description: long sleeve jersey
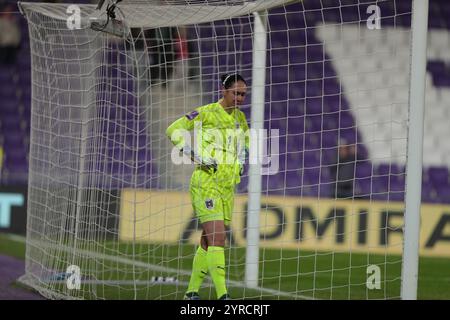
[[166, 102, 250, 186]]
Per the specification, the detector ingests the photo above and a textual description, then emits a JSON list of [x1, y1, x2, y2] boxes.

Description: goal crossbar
[[19, 0, 292, 28]]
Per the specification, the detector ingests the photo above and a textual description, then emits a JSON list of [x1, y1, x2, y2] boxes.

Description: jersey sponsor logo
[[185, 110, 199, 121], [205, 199, 214, 210], [235, 122, 240, 129]]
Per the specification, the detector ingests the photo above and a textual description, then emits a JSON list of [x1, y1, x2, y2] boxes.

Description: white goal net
[[18, 0, 421, 300]]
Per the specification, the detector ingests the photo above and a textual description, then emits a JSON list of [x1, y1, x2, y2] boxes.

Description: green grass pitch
[[1, 233, 449, 300]]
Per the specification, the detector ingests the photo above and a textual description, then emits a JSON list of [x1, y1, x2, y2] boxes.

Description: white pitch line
[[5, 234, 313, 300], [4, 233, 26, 243]]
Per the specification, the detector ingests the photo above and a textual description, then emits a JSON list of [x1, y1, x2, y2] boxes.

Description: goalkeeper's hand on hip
[[201, 158, 218, 173], [181, 145, 217, 173]]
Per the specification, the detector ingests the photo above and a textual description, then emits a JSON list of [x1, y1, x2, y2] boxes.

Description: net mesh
[[19, 0, 412, 300]]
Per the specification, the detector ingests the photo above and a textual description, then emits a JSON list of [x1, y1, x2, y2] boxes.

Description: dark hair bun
[[221, 73, 247, 89]]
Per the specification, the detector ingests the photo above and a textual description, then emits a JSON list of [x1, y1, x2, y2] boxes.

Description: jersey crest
[[205, 199, 214, 210]]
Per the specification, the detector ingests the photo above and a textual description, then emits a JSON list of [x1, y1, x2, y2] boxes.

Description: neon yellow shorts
[[189, 168, 235, 226]]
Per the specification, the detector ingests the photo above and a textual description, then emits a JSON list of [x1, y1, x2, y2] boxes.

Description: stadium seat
[[428, 167, 449, 188]]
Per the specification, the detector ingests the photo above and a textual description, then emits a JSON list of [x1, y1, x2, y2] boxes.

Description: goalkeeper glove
[[238, 147, 248, 176], [181, 145, 217, 172], [239, 163, 244, 176]]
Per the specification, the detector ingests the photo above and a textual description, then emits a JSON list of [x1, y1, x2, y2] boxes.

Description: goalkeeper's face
[[222, 80, 247, 108]]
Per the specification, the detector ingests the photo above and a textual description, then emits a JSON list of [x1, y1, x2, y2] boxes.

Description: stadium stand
[[0, 0, 449, 204]]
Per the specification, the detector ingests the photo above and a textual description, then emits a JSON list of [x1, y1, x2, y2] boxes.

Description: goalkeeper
[[166, 73, 249, 300]]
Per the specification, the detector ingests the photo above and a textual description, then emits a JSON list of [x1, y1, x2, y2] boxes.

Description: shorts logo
[[185, 110, 199, 121], [205, 199, 214, 210]]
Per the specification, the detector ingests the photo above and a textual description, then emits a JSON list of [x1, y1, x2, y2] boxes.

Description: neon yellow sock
[[207, 246, 227, 299], [186, 246, 208, 293]]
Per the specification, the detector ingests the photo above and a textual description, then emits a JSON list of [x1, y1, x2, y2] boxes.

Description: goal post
[[17, 0, 428, 300], [401, 0, 429, 300], [245, 9, 267, 289]]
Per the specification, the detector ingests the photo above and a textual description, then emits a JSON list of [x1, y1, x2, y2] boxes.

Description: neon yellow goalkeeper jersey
[[166, 102, 249, 187]]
